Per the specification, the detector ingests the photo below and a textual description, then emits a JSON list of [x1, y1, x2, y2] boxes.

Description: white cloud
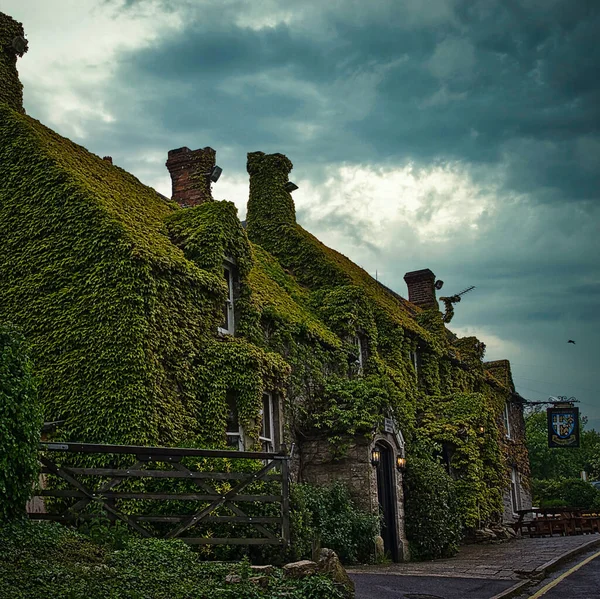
[[296, 161, 499, 248], [5, 0, 182, 132]]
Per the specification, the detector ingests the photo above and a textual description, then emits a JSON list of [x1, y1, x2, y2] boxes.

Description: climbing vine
[[0, 323, 42, 521], [0, 12, 27, 113]]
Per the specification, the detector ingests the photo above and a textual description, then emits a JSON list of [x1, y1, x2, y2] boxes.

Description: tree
[[525, 409, 600, 481]]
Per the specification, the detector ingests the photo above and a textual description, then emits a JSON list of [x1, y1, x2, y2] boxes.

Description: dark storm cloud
[[93, 0, 600, 205]]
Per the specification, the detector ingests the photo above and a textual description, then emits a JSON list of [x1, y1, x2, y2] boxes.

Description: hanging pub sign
[[547, 406, 580, 448]]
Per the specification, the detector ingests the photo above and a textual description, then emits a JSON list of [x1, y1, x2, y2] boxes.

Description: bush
[[290, 481, 379, 564], [403, 457, 463, 560], [533, 478, 600, 509], [0, 519, 350, 599], [0, 323, 42, 521]]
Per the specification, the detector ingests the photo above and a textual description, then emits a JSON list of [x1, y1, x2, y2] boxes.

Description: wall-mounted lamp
[[209, 165, 222, 183], [396, 456, 407, 471], [371, 447, 381, 467], [479, 426, 485, 434], [285, 181, 299, 192]]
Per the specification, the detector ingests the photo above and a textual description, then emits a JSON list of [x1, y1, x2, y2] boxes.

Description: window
[[219, 263, 235, 335], [510, 467, 521, 514], [503, 402, 511, 439], [225, 392, 244, 450], [355, 335, 364, 371], [259, 393, 274, 453], [409, 351, 419, 375]]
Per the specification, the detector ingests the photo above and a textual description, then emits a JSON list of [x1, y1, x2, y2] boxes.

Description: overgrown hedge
[[0, 323, 41, 521], [403, 457, 463, 560]]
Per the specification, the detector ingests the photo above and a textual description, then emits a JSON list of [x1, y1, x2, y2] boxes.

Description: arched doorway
[[375, 442, 399, 561]]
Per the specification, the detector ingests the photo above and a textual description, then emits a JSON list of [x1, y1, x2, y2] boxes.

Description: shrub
[[290, 481, 379, 564], [403, 457, 463, 560], [0, 519, 349, 599], [533, 478, 600, 509], [0, 323, 42, 521]]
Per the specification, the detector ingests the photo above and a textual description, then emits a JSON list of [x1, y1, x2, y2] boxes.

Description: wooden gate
[[28, 442, 290, 546]]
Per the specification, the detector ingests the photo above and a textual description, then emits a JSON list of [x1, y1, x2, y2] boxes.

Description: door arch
[[375, 441, 399, 561]]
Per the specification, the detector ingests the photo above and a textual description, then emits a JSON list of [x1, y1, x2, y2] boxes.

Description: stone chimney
[[245, 151, 296, 249], [404, 269, 437, 309], [1, 12, 29, 113], [165, 146, 216, 208]]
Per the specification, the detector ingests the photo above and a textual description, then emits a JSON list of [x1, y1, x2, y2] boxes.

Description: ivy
[[0, 12, 27, 113], [0, 323, 42, 521], [0, 94, 529, 549]]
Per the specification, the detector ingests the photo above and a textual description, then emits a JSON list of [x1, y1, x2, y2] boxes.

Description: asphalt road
[[526, 551, 600, 599], [351, 574, 515, 599]]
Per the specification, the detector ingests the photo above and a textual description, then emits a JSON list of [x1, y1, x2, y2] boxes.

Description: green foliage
[[0, 520, 348, 599], [417, 393, 504, 528], [532, 478, 600, 509], [0, 103, 225, 446], [309, 375, 402, 456], [525, 410, 600, 480], [0, 323, 42, 521], [0, 102, 530, 558], [403, 457, 463, 560], [290, 482, 379, 565]]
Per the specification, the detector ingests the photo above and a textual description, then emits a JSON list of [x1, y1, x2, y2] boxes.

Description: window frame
[[409, 350, 419, 375], [218, 260, 236, 336], [355, 335, 364, 371], [259, 392, 275, 453], [503, 402, 512, 439], [510, 466, 521, 515], [225, 393, 244, 451]]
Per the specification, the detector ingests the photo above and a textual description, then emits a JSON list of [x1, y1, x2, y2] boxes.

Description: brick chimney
[[102, 156, 113, 164], [0, 12, 29, 113], [165, 146, 216, 208], [404, 269, 437, 309]]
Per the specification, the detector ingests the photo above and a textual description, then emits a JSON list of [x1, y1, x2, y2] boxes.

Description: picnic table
[[513, 507, 600, 537]]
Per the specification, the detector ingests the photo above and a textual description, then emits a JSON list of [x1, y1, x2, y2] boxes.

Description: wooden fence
[[28, 442, 290, 546]]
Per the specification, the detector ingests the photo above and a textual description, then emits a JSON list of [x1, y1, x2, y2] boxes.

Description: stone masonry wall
[[299, 434, 409, 560]]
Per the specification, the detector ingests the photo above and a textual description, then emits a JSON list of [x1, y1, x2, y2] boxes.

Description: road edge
[[490, 535, 600, 599]]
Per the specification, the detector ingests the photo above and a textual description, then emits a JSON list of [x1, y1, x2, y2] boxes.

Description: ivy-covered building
[[1, 12, 531, 561]]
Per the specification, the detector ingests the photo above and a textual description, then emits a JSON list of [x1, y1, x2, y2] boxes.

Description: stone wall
[[299, 433, 409, 560]]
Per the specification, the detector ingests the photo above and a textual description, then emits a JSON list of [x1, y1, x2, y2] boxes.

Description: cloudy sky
[[5, 0, 599, 428]]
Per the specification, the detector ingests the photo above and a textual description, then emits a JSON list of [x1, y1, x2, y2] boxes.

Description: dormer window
[[219, 261, 235, 335], [259, 393, 275, 453], [503, 402, 511, 439], [225, 392, 244, 450]]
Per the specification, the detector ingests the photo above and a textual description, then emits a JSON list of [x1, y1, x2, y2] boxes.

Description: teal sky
[[5, 0, 599, 427]]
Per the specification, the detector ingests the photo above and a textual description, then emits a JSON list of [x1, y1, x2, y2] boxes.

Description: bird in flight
[[568, 340, 576, 344]]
